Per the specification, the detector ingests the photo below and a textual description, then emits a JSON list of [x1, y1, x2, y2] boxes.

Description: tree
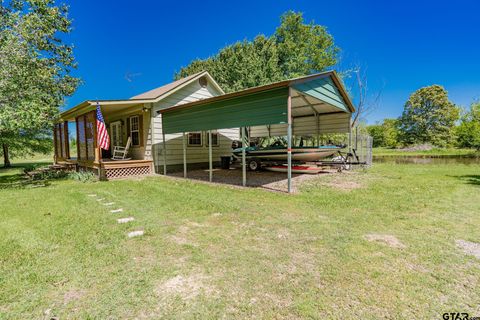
[[345, 65, 383, 128], [456, 102, 480, 150], [397, 85, 459, 147], [175, 11, 339, 92], [367, 118, 399, 148], [0, 0, 79, 167]]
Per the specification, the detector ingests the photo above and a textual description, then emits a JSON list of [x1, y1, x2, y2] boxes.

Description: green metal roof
[[161, 71, 353, 134], [291, 76, 349, 112], [162, 87, 288, 134]]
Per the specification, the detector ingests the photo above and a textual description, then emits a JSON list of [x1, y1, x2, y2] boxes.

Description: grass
[[1, 160, 480, 318], [373, 147, 480, 157]]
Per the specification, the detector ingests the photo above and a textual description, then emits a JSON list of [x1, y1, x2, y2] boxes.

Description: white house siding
[[150, 80, 239, 172], [249, 112, 351, 137]]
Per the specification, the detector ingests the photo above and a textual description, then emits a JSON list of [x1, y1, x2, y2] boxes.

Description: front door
[[110, 121, 122, 149]]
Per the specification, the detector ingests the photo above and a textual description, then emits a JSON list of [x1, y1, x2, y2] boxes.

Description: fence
[[350, 132, 373, 167]]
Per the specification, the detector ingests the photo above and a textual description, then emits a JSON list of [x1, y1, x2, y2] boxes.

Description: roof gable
[[130, 71, 224, 100]]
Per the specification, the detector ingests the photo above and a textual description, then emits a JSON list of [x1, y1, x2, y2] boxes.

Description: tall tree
[[0, 0, 79, 167], [175, 11, 339, 92], [398, 85, 459, 147], [456, 102, 480, 150]]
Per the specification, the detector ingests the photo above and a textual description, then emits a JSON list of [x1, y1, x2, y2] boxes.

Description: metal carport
[[158, 71, 355, 193]]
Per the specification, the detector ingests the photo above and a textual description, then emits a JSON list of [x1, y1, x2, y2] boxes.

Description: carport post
[[162, 130, 167, 175], [287, 87, 293, 193], [241, 127, 246, 187], [208, 130, 213, 182], [183, 132, 187, 178]]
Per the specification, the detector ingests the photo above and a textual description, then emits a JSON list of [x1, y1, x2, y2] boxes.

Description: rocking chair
[[111, 137, 132, 160]]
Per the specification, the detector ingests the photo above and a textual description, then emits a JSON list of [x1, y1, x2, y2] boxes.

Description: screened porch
[[54, 101, 154, 179]]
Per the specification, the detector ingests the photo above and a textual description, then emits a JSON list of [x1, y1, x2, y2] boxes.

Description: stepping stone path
[[117, 217, 135, 224], [128, 230, 144, 238], [86, 193, 143, 239]]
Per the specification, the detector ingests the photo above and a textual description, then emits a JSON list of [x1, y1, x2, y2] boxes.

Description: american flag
[[96, 102, 110, 150]]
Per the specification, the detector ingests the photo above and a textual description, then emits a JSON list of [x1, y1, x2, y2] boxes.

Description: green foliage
[[175, 11, 339, 92], [274, 11, 339, 78], [67, 170, 97, 182], [456, 102, 480, 150], [367, 118, 399, 148], [398, 85, 459, 147], [0, 0, 79, 166]]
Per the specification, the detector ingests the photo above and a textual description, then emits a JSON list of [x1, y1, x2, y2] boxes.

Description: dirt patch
[[324, 180, 362, 191], [155, 274, 213, 300], [456, 239, 480, 259], [365, 234, 406, 249], [168, 166, 338, 193], [302, 171, 365, 191], [168, 225, 198, 247], [63, 289, 86, 304]]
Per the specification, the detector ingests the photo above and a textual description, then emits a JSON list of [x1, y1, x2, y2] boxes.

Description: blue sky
[[66, 0, 480, 123]]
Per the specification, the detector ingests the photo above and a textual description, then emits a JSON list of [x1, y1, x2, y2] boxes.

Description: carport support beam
[[287, 87, 293, 193], [241, 127, 246, 187], [208, 130, 213, 182], [183, 132, 187, 178]]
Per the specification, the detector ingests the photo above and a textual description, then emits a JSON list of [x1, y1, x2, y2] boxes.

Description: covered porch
[[54, 99, 154, 179]]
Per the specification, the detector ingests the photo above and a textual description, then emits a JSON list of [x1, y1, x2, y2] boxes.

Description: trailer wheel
[[248, 159, 261, 171]]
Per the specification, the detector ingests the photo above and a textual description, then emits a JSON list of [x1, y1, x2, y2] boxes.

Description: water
[[373, 156, 480, 165]]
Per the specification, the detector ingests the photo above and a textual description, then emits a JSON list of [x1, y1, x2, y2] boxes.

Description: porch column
[[63, 121, 70, 159], [208, 130, 213, 182], [183, 132, 187, 178], [241, 127, 246, 187], [162, 130, 167, 175], [287, 87, 293, 193]]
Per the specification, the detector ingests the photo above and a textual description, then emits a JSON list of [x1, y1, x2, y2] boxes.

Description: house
[[54, 70, 355, 189], [54, 71, 238, 179]]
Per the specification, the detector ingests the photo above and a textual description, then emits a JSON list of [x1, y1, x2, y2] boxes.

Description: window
[[188, 132, 202, 146], [205, 131, 219, 147], [85, 111, 95, 160], [129, 116, 140, 146], [77, 115, 86, 160]]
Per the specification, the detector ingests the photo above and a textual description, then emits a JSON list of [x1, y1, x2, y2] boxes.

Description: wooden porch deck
[[56, 158, 154, 180]]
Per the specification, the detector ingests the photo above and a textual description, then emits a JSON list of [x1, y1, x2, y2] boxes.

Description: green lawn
[[1, 161, 479, 319], [373, 147, 480, 157]]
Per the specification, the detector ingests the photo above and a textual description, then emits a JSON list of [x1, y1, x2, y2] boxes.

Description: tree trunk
[[2, 143, 11, 168]]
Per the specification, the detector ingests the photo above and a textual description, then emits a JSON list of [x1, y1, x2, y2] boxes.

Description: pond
[[373, 156, 480, 165]]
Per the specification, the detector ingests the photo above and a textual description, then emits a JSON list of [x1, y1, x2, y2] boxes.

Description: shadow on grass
[[0, 162, 51, 190], [450, 175, 480, 186]]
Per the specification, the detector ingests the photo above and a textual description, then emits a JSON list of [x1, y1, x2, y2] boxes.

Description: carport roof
[[158, 70, 355, 115], [159, 71, 355, 134]]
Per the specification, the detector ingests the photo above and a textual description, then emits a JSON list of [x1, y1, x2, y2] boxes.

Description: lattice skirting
[[103, 165, 152, 179]]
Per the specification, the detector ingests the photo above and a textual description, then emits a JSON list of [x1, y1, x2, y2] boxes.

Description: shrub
[[67, 171, 97, 183]]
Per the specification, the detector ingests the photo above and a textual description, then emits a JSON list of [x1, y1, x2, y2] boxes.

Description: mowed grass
[[373, 147, 480, 157], [1, 162, 479, 319]]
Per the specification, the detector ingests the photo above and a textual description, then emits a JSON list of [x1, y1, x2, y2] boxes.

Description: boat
[[232, 141, 342, 163], [265, 165, 324, 174]]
